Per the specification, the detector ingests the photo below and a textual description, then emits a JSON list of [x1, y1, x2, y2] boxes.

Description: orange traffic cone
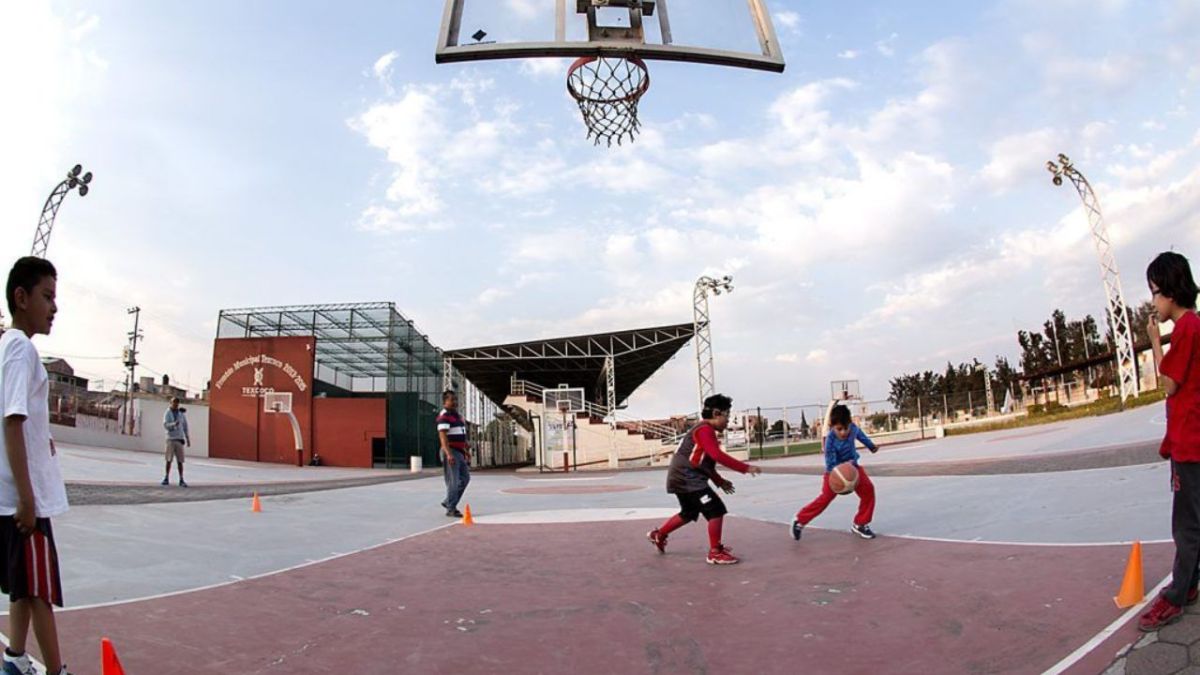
[[251, 492, 262, 513], [462, 504, 474, 526], [101, 637, 126, 675], [1114, 541, 1145, 608]]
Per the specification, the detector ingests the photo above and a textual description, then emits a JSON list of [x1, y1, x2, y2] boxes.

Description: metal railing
[[510, 379, 683, 445]]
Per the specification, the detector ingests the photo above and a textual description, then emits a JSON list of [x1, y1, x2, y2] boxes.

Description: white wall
[[51, 398, 210, 458]]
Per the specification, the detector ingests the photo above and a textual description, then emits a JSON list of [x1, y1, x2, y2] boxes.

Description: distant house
[[43, 358, 89, 426]]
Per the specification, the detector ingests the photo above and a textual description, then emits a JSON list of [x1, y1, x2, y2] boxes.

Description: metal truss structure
[[32, 164, 92, 258], [1046, 154, 1139, 401], [445, 323, 696, 414], [693, 275, 732, 413]]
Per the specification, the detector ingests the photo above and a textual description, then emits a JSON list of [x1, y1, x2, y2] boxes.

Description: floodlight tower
[[32, 164, 93, 258], [1046, 153, 1139, 402], [694, 274, 733, 414]]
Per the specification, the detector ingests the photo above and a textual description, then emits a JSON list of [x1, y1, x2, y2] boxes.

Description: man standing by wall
[[437, 390, 470, 517], [162, 397, 190, 487]]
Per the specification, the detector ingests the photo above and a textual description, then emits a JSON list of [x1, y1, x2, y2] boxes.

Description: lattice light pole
[[1046, 153, 1139, 402], [693, 274, 733, 414], [32, 164, 93, 258]]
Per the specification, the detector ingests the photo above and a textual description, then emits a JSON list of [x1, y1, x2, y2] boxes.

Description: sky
[[0, 0, 1197, 418]]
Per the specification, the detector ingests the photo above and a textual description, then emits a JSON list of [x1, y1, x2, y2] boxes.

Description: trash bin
[[410, 456, 423, 473]]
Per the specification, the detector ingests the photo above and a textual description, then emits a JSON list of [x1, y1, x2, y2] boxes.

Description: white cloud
[[519, 58, 569, 79], [979, 127, 1064, 194], [350, 87, 446, 228], [806, 350, 829, 364], [837, 50, 859, 60], [775, 353, 800, 363], [876, 33, 899, 57], [372, 51, 398, 92], [505, 0, 540, 21], [478, 288, 513, 305], [775, 10, 801, 33]]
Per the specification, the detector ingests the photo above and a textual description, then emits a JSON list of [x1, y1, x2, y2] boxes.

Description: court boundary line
[[1042, 574, 1171, 675], [738, 514, 1171, 547], [49, 523, 456, 614]]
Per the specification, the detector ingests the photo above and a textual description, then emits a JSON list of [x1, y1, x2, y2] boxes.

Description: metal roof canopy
[[445, 322, 696, 408], [216, 302, 444, 393]]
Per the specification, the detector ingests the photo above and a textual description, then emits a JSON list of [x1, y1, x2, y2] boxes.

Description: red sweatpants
[[796, 466, 875, 527]]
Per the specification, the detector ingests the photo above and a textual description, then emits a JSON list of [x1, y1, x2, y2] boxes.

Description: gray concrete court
[[768, 404, 1165, 467], [57, 442, 398, 485], [38, 401, 1172, 672], [52, 461, 1171, 610]]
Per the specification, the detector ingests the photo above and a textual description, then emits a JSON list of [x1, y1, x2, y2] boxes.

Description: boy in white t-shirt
[[0, 258, 70, 675]]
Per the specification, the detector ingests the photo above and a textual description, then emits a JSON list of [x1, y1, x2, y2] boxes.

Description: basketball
[[829, 462, 859, 495]]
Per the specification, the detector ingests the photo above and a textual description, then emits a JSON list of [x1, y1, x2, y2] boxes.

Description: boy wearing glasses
[[647, 394, 762, 565]]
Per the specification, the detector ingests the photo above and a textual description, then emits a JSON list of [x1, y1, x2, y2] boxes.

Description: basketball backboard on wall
[[436, 0, 785, 73]]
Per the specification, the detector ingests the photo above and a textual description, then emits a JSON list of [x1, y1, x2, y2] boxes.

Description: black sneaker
[[851, 523, 876, 540], [447, 509, 463, 518], [161, 477, 169, 486], [791, 520, 804, 541], [179, 479, 188, 488]]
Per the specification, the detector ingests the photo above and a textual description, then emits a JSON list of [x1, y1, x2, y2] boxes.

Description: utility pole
[[1079, 321, 1092, 392], [1046, 153, 1139, 402], [123, 307, 143, 435], [1049, 319, 1066, 401]]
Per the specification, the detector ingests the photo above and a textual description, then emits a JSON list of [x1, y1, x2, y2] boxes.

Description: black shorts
[[0, 516, 63, 607], [675, 488, 727, 522]]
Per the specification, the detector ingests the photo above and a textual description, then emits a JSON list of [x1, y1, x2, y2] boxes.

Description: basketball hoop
[[566, 55, 649, 146]]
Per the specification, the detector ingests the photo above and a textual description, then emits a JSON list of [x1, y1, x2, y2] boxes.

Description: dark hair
[[442, 389, 457, 401], [6, 257, 57, 315], [830, 405, 852, 427], [701, 394, 733, 419], [1147, 252, 1198, 309]]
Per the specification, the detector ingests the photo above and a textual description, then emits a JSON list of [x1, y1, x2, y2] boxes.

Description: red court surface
[[50, 518, 1170, 675]]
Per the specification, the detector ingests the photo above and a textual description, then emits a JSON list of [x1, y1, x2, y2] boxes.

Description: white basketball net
[[567, 56, 650, 147]]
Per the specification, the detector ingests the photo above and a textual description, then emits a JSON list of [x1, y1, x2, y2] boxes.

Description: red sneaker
[[647, 529, 667, 554], [706, 545, 739, 565], [1140, 595, 1184, 632]]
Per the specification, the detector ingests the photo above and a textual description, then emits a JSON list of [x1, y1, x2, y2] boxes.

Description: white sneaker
[[2, 651, 36, 675]]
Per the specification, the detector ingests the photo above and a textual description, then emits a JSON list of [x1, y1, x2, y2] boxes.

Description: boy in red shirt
[[1141, 251, 1200, 631], [647, 394, 762, 565]]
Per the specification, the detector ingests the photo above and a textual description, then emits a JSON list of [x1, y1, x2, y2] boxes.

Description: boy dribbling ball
[[791, 403, 879, 541], [648, 394, 762, 565]]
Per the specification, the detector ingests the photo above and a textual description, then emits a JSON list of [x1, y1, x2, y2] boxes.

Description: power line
[[42, 352, 121, 361]]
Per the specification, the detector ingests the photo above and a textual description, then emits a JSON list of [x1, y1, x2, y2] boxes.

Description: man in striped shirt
[[437, 390, 471, 518]]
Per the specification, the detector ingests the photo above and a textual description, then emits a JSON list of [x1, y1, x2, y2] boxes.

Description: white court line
[[1043, 574, 1172, 675], [739, 515, 1170, 547], [516, 475, 616, 482], [49, 523, 456, 614], [188, 461, 248, 470], [474, 507, 676, 524]]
